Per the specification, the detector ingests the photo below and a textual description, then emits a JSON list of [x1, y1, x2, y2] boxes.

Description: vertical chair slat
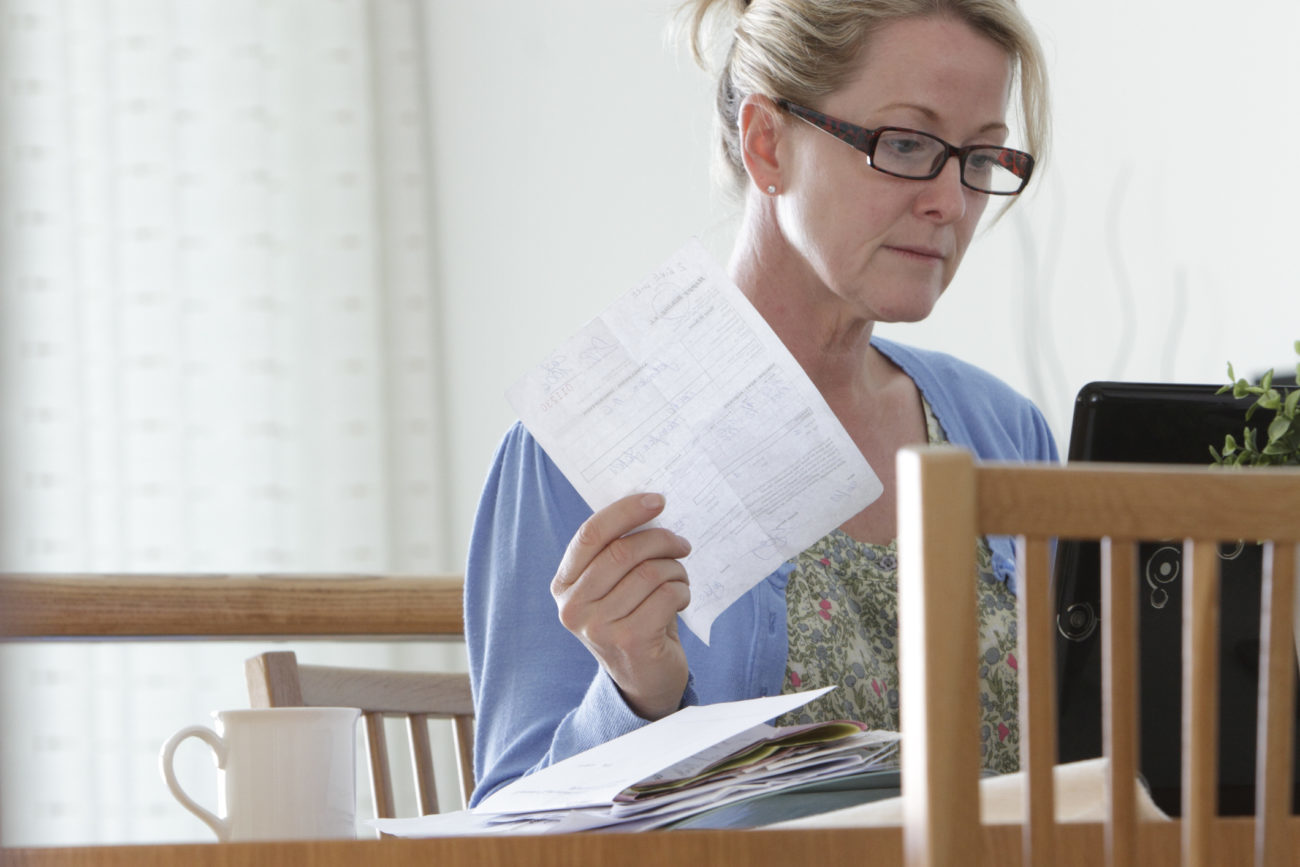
[[1256, 541, 1297, 867], [1016, 535, 1057, 866], [1103, 538, 1140, 867], [897, 447, 980, 867], [408, 714, 439, 815], [1183, 539, 1221, 867], [364, 711, 397, 820], [452, 715, 477, 807]]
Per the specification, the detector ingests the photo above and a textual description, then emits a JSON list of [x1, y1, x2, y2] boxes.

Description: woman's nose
[[915, 156, 968, 223]]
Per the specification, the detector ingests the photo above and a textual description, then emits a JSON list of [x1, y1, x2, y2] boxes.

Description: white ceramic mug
[[159, 707, 361, 841]]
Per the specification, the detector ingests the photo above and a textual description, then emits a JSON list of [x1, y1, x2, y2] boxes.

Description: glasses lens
[[963, 147, 1031, 194], [871, 130, 947, 178]]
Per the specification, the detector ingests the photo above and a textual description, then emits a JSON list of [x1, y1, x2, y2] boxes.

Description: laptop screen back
[[1054, 381, 1299, 816]]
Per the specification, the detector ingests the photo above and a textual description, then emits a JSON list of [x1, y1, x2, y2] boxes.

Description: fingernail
[[641, 493, 664, 510], [674, 533, 692, 553]]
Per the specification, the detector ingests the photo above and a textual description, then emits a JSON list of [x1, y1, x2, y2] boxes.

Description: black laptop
[[1053, 381, 1300, 816]]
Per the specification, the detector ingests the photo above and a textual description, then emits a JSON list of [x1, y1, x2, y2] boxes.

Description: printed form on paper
[[506, 239, 883, 644]]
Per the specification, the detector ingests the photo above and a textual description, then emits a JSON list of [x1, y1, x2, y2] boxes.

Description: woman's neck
[[729, 221, 888, 404]]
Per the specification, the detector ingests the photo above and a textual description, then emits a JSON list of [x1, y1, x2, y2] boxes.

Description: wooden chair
[[245, 650, 475, 818], [896, 445, 1300, 867]]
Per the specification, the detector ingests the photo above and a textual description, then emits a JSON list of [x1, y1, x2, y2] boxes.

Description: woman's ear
[[738, 94, 784, 196]]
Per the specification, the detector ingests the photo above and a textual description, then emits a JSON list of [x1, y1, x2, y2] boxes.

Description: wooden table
[[2, 820, 1298, 867], [0, 574, 464, 640], [4, 574, 1297, 866]]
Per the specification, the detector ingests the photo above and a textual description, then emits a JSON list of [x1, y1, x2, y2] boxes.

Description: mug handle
[[158, 725, 230, 841]]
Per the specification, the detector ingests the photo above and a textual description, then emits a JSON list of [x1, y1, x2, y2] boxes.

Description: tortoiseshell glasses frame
[[776, 99, 1034, 196]]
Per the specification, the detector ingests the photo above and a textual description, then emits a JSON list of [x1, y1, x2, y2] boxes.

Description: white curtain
[[0, 0, 458, 845]]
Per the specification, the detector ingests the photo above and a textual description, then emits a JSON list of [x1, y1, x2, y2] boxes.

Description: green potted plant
[[1210, 340, 1300, 467]]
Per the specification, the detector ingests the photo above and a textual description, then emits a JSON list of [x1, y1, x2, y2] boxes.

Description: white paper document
[[506, 239, 882, 643], [475, 688, 834, 815], [368, 687, 904, 837]]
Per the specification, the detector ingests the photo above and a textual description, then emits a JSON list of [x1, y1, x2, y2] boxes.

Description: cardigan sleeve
[[463, 423, 696, 804]]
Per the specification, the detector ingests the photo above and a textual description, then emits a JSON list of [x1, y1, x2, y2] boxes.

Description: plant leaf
[[1215, 343, 1300, 467], [1268, 414, 1292, 444]]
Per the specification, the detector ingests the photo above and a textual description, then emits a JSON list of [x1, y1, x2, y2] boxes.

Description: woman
[[465, 0, 1057, 805]]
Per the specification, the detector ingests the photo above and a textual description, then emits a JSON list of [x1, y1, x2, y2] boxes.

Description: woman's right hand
[[551, 492, 692, 721]]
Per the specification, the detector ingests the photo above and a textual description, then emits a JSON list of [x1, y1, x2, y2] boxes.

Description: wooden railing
[[0, 574, 464, 641]]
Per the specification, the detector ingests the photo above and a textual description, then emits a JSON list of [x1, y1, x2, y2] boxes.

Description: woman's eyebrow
[[872, 102, 1009, 135]]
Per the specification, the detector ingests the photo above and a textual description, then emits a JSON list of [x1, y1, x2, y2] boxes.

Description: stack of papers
[[600, 720, 899, 831], [371, 689, 901, 837]]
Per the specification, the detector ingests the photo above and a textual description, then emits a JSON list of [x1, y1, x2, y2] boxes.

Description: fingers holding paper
[[552, 493, 692, 722]]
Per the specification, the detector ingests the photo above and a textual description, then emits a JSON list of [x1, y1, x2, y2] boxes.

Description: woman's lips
[[884, 245, 945, 263]]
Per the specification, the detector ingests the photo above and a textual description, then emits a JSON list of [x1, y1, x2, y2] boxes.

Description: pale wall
[[425, 0, 1300, 569]]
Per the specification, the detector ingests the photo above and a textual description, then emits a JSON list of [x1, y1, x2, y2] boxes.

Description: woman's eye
[[882, 135, 928, 156]]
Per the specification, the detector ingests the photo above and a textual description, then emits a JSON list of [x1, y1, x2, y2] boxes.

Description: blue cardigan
[[464, 337, 1059, 804]]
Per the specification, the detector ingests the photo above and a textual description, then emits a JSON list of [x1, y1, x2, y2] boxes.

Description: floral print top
[[777, 398, 1021, 774]]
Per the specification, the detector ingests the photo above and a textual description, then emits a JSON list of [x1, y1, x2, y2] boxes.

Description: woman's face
[[773, 15, 1014, 324]]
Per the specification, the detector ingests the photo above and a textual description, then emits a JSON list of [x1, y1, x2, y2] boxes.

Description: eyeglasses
[[776, 99, 1034, 196]]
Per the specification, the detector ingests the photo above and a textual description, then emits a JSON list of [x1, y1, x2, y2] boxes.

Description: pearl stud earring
[[766, 185, 777, 195]]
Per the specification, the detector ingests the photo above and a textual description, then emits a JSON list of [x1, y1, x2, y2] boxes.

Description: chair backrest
[[245, 650, 475, 818], [895, 445, 1300, 867]]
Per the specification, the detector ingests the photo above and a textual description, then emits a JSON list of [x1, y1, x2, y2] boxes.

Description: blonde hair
[[675, 0, 1050, 198]]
